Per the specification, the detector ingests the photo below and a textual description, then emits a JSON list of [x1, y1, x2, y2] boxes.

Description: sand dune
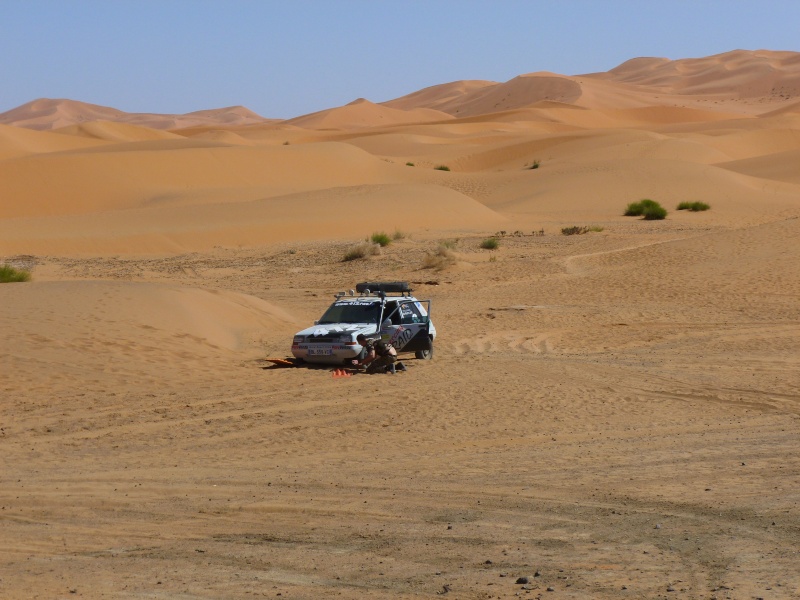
[[0, 141, 441, 220], [285, 97, 452, 130], [0, 98, 270, 131], [0, 123, 108, 160], [0, 280, 298, 396], [2, 50, 800, 598], [55, 120, 185, 142], [0, 183, 505, 255], [594, 49, 800, 99]]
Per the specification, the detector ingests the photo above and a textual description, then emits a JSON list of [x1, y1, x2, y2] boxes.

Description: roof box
[[356, 281, 411, 294]]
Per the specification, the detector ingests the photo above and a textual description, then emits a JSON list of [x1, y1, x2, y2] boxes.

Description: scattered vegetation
[[406, 162, 415, 167], [528, 160, 540, 170], [422, 245, 457, 270], [480, 237, 500, 250], [562, 225, 604, 235], [434, 165, 451, 171], [0, 265, 31, 283], [342, 242, 380, 262], [440, 238, 458, 249], [561, 226, 590, 236], [493, 229, 545, 237], [370, 232, 392, 247], [392, 230, 407, 241], [677, 201, 710, 212], [624, 199, 667, 220]]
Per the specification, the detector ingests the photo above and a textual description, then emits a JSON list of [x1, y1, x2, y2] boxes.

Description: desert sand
[[1, 50, 799, 598]]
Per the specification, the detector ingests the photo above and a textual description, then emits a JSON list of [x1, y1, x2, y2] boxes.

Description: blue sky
[[2, 0, 799, 119]]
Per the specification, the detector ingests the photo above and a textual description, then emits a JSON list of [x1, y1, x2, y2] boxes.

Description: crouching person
[[352, 334, 403, 374]]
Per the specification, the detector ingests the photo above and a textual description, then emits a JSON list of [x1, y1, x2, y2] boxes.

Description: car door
[[379, 299, 432, 353]]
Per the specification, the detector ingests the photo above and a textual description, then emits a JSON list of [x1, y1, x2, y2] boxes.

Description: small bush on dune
[[624, 202, 644, 217], [642, 203, 668, 220], [480, 237, 499, 250], [392, 230, 407, 241], [406, 162, 415, 167], [371, 232, 392, 247], [624, 199, 667, 220], [0, 265, 31, 282], [343, 242, 380, 262], [677, 201, 710, 212], [434, 165, 450, 171], [624, 199, 658, 216]]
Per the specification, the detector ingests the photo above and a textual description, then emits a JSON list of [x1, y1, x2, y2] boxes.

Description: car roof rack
[[355, 281, 412, 295]]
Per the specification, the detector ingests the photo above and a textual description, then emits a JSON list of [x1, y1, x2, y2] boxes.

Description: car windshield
[[318, 301, 380, 325]]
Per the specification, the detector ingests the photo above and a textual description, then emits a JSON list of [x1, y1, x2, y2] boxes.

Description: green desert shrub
[[528, 160, 540, 169], [434, 165, 450, 171], [677, 201, 710, 212], [624, 199, 667, 220], [480, 237, 499, 250], [406, 162, 415, 167], [370, 232, 392, 247], [642, 203, 668, 220], [624, 198, 659, 216], [0, 265, 31, 282], [343, 242, 379, 262]]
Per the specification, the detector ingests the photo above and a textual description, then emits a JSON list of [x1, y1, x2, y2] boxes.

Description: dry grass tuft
[[343, 242, 381, 262], [422, 245, 457, 270]]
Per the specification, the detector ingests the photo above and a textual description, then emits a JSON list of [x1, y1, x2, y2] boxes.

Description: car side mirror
[[381, 319, 391, 329], [313, 320, 319, 325]]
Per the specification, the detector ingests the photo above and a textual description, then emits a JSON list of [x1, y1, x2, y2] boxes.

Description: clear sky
[[2, 0, 799, 119]]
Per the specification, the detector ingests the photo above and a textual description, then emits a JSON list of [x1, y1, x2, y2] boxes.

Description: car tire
[[415, 341, 433, 360]]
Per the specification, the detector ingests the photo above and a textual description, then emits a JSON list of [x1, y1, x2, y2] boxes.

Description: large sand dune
[[1, 50, 799, 598]]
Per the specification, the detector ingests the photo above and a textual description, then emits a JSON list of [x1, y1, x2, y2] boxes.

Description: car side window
[[385, 301, 402, 325], [399, 301, 423, 324]]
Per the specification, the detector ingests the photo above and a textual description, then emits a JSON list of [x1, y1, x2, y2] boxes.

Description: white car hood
[[296, 323, 376, 338]]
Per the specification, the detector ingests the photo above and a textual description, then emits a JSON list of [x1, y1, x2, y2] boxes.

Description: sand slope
[[0, 280, 298, 395]]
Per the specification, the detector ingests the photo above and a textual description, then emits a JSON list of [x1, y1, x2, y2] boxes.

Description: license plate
[[308, 347, 333, 356]]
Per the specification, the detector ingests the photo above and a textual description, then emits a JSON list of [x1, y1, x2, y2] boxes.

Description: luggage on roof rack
[[356, 281, 411, 294]]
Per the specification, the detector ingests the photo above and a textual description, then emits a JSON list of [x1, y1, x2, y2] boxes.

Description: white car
[[291, 282, 436, 365]]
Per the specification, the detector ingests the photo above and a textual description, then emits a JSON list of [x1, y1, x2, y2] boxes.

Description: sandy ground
[[2, 50, 800, 598]]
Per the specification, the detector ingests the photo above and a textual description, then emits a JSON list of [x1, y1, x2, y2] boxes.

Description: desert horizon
[[1, 49, 799, 598]]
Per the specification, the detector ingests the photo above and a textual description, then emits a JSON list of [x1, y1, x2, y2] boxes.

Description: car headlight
[[292, 336, 304, 345]]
